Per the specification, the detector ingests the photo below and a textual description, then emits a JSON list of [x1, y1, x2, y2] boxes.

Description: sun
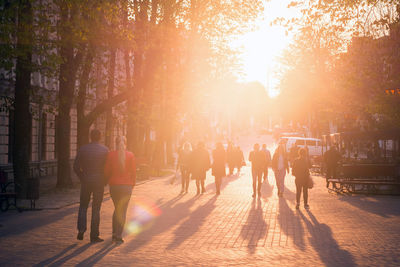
[[231, 0, 299, 98]]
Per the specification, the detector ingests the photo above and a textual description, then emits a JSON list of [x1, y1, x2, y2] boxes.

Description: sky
[[231, 0, 300, 97]]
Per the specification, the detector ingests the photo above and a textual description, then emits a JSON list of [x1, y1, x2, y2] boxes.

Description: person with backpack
[[292, 148, 311, 209], [176, 142, 193, 193], [190, 142, 210, 195]]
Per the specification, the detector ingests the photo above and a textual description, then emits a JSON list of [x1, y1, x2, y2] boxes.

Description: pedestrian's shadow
[[33, 243, 92, 267], [300, 210, 356, 267], [283, 185, 296, 202], [166, 196, 217, 250], [278, 198, 305, 250], [76, 242, 117, 266], [260, 178, 273, 200], [337, 195, 400, 218], [240, 198, 267, 254], [122, 195, 198, 252]]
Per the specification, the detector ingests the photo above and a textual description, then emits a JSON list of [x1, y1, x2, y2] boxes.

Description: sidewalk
[[15, 169, 175, 210], [1, 165, 400, 266]]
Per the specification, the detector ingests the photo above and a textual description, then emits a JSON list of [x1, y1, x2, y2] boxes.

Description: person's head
[[116, 136, 127, 171], [183, 142, 192, 151], [90, 129, 101, 143], [253, 143, 260, 151], [262, 144, 267, 150], [298, 148, 307, 158]]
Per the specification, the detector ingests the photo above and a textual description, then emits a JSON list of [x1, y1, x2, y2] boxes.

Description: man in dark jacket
[[324, 144, 341, 187], [74, 129, 109, 243], [190, 142, 210, 195], [249, 143, 266, 198]]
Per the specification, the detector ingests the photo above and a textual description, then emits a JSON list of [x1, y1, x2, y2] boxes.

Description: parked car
[[279, 137, 323, 157]]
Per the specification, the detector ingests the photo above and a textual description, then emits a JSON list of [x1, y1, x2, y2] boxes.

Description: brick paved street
[[1, 136, 400, 266]]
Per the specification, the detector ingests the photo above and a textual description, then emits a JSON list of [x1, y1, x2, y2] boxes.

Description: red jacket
[[104, 151, 136, 186]]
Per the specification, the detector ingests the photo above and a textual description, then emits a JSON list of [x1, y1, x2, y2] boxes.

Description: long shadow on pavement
[[300, 210, 356, 267], [337, 195, 400, 218], [33, 244, 77, 266], [122, 195, 199, 252], [278, 198, 305, 250], [33, 243, 92, 267], [0, 205, 77, 238], [166, 196, 217, 250], [76, 242, 117, 267], [240, 198, 267, 254]]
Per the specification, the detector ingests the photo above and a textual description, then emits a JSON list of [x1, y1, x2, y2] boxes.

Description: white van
[[279, 137, 323, 157]]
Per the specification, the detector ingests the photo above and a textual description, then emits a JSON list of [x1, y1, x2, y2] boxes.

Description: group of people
[[176, 141, 245, 195], [176, 140, 312, 209], [74, 129, 136, 244]]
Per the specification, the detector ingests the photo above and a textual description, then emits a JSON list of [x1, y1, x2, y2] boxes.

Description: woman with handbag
[[291, 148, 311, 210], [104, 136, 136, 243], [212, 142, 226, 195]]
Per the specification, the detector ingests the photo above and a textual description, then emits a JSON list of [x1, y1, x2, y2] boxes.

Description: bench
[[327, 163, 400, 195], [0, 171, 19, 212]]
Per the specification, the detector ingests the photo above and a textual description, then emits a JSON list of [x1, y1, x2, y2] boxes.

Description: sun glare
[[231, 0, 299, 98]]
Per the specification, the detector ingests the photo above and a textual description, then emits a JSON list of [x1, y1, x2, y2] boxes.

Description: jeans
[[274, 169, 286, 194], [181, 168, 190, 191], [252, 169, 263, 195], [77, 182, 104, 239], [295, 179, 308, 205], [110, 185, 133, 239]]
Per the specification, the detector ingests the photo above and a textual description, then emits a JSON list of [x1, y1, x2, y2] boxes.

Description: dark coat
[[190, 147, 210, 180], [272, 151, 289, 172], [292, 157, 310, 185], [249, 150, 266, 171], [212, 147, 226, 177]]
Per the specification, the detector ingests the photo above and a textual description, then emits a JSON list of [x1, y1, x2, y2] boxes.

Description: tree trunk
[[105, 47, 116, 148], [13, 0, 33, 198]]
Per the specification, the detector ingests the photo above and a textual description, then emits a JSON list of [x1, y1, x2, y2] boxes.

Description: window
[[306, 140, 316, 146]]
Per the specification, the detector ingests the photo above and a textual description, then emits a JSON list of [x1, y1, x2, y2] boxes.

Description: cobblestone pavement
[[1, 138, 400, 266]]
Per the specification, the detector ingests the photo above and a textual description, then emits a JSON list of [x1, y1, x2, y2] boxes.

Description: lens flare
[[124, 199, 162, 236]]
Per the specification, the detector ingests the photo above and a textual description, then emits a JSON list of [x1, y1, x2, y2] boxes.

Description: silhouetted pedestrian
[[324, 144, 341, 187], [74, 129, 109, 243], [104, 136, 136, 243], [190, 142, 210, 195], [234, 146, 245, 174], [272, 144, 289, 197], [261, 144, 271, 182], [292, 148, 311, 209], [249, 143, 266, 198], [227, 142, 235, 175], [177, 142, 192, 193], [212, 142, 226, 195]]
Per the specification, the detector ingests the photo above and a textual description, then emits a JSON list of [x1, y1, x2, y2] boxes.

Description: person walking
[[272, 144, 289, 197], [104, 136, 136, 243], [323, 144, 341, 187], [234, 146, 245, 174], [261, 144, 271, 182], [249, 143, 266, 198], [226, 142, 235, 176], [74, 129, 109, 243], [176, 142, 192, 193], [190, 142, 210, 195], [212, 142, 226, 195], [292, 148, 311, 209]]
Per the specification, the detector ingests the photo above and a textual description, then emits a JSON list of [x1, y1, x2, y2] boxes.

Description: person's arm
[[103, 153, 112, 185], [73, 150, 83, 180]]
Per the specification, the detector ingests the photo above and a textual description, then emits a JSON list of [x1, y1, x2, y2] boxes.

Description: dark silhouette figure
[[226, 142, 235, 175], [74, 129, 109, 243], [289, 144, 299, 166], [190, 142, 210, 195], [233, 146, 245, 174], [324, 144, 341, 187], [104, 136, 136, 243], [272, 144, 289, 197], [176, 142, 193, 193], [249, 143, 266, 198], [261, 144, 271, 182], [292, 148, 311, 209], [212, 142, 226, 195]]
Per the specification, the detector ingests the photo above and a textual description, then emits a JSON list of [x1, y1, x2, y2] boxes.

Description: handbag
[[307, 175, 314, 189]]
